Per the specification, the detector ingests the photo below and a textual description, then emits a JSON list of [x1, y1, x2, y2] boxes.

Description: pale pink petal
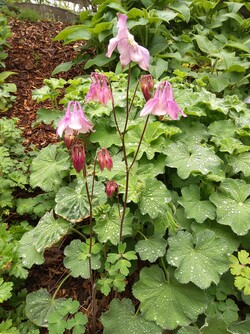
[[106, 36, 119, 58], [140, 99, 158, 116]]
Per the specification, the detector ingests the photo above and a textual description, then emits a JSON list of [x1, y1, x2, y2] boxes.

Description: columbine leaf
[[166, 230, 229, 289], [138, 178, 172, 219], [0, 278, 13, 303], [135, 234, 167, 263], [63, 239, 102, 278], [210, 178, 250, 235], [25, 289, 65, 327], [101, 298, 162, 334], [165, 142, 222, 179], [30, 145, 70, 192], [178, 185, 216, 223], [55, 178, 106, 223], [0, 320, 19, 334], [133, 265, 207, 330], [93, 206, 133, 245], [19, 210, 70, 268]]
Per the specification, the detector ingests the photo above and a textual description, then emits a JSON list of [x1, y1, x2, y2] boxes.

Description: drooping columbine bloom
[[97, 148, 113, 171], [140, 81, 187, 119], [140, 74, 154, 101], [106, 180, 118, 197], [106, 13, 150, 71], [86, 72, 112, 106], [56, 101, 94, 137], [71, 143, 86, 173]]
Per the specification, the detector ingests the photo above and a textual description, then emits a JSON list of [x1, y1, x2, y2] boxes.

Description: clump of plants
[[0, 14, 16, 112], [13, 11, 250, 334]]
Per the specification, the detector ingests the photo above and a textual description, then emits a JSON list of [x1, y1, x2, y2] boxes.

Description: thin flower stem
[[82, 167, 96, 330], [110, 84, 122, 139], [52, 273, 71, 303], [123, 63, 131, 134], [129, 115, 150, 170], [91, 157, 97, 200]]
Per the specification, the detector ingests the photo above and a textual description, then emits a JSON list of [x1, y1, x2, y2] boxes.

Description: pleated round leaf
[[178, 185, 216, 224], [135, 234, 167, 263], [167, 230, 229, 289], [165, 142, 222, 179], [30, 145, 70, 192], [133, 265, 207, 330], [19, 210, 70, 268], [25, 289, 65, 327], [138, 178, 172, 219], [101, 298, 162, 334], [210, 178, 250, 235], [55, 178, 106, 223]]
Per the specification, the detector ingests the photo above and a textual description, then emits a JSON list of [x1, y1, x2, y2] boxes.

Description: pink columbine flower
[[106, 180, 118, 197], [56, 101, 94, 137], [106, 13, 150, 71], [71, 144, 86, 173], [140, 81, 187, 119], [140, 74, 154, 101], [97, 148, 113, 171], [86, 72, 112, 106]]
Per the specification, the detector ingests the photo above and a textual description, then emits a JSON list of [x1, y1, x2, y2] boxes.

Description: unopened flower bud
[[106, 180, 118, 197], [64, 133, 74, 149], [71, 144, 85, 173], [140, 75, 154, 101], [97, 148, 113, 171]]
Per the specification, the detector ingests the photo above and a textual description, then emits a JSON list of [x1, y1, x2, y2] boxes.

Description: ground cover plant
[[1, 2, 250, 334], [53, 0, 250, 99]]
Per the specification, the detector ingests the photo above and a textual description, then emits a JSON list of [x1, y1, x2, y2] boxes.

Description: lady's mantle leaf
[[55, 178, 106, 223], [135, 234, 168, 263], [227, 152, 250, 177], [132, 265, 207, 330], [64, 239, 102, 278], [166, 230, 229, 289], [178, 185, 216, 223], [125, 121, 172, 160], [165, 142, 222, 179], [139, 178, 172, 219], [25, 289, 65, 327], [19, 211, 70, 268], [0, 278, 13, 303], [30, 145, 70, 192], [93, 205, 133, 245], [210, 178, 250, 235], [101, 298, 162, 334]]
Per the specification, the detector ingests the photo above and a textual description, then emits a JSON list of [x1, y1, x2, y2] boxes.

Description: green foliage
[[229, 250, 250, 295], [17, 8, 41, 22], [53, 0, 249, 97]]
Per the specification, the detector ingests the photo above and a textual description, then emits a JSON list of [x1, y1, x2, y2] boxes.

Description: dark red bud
[[71, 144, 85, 173], [97, 148, 113, 171], [140, 74, 154, 101], [106, 180, 118, 197]]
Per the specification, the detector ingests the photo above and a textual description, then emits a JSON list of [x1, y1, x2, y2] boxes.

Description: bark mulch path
[[4, 18, 84, 148]]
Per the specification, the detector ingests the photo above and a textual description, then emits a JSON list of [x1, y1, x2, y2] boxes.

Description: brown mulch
[[4, 18, 84, 148]]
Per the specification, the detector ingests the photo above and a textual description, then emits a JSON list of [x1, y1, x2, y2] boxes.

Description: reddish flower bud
[[140, 74, 154, 101], [64, 133, 75, 149], [71, 144, 85, 173], [97, 148, 113, 171], [106, 180, 118, 197]]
